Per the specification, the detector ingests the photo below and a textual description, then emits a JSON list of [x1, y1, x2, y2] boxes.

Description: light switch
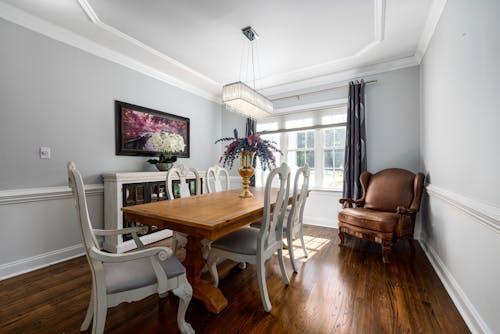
[[40, 147, 51, 159]]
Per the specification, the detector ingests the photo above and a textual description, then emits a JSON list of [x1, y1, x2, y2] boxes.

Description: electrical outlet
[[40, 147, 51, 159]]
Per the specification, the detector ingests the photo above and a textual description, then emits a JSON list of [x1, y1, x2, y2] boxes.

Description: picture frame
[[115, 101, 190, 158]]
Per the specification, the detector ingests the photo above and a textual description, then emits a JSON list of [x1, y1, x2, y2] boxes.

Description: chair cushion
[[338, 208, 399, 233], [211, 227, 259, 255], [104, 256, 185, 294]]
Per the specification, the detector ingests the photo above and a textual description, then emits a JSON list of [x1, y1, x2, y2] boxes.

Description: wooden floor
[[0, 226, 469, 334]]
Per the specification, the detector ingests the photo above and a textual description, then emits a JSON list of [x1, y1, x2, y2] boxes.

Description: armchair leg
[[338, 230, 345, 245], [381, 241, 392, 263], [172, 275, 194, 334]]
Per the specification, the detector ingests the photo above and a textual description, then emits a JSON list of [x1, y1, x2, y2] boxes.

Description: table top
[[122, 188, 283, 240]]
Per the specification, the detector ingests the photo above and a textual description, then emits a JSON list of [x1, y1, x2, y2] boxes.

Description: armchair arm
[[93, 226, 148, 249], [339, 198, 364, 208], [89, 246, 173, 263], [396, 206, 417, 215]]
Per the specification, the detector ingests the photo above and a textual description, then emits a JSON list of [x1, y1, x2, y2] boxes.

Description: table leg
[[182, 235, 228, 314]]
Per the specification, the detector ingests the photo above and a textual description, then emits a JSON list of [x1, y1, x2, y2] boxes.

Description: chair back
[[287, 164, 310, 232], [363, 168, 424, 212], [258, 162, 290, 253], [67, 162, 99, 251], [166, 166, 201, 199], [206, 165, 229, 193]]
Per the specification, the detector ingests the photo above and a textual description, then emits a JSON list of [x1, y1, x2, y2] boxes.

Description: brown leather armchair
[[338, 168, 425, 263]]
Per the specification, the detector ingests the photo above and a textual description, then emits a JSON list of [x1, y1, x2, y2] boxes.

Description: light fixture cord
[[251, 41, 256, 89]]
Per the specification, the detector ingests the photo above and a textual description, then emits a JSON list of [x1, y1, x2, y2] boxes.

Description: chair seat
[[211, 227, 260, 255], [104, 256, 185, 294], [338, 208, 398, 233]]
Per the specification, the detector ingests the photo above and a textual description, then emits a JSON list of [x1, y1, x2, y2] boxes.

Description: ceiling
[[0, 0, 436, 102]]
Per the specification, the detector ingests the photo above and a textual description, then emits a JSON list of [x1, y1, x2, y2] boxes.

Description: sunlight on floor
[[283, 235, 330, 261]]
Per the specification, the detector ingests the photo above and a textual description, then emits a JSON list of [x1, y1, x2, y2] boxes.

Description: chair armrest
[[396, 206, 417, 215], [93, 226, 148, 249], [339, 198, 364, 208], [89, 246, 173, 263], [93, 226, 148, 236]]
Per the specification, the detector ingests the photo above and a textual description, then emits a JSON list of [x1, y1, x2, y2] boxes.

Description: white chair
[[166, 166, 201, 254], [206, 165, 230, 193], [67, 162, 194, 334], [285, 164, 310, 272], [207, 163, 291, 312]]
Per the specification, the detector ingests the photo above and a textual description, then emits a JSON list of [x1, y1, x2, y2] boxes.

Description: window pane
[[334, 127, 346, 147], [324, 129, 334, 147], [297, 132, 305, 149], [324, 149, 333, 169], [334, 149, 345, 169], [297, 151, 305, 167], [306, 150, 314, 168], [323, 170, 334, 188], [306, 131, 314, 148]]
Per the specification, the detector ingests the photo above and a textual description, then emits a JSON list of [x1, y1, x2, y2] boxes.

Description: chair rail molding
[[0, 184, 103, 206], [425, 184, 500, 234]]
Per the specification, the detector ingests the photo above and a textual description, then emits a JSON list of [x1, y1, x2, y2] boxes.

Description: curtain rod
[[271, 80, 377, 102]]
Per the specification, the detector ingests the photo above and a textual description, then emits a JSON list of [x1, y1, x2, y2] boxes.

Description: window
[[256, 106, 347, 190]]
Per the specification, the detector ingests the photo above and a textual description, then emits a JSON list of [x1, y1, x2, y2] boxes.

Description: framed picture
[[115, 101, 190, 157]]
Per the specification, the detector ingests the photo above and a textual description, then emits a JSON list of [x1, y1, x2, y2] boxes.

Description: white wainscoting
[[0, 185, 103, 280], [420, 185, 500, 334]]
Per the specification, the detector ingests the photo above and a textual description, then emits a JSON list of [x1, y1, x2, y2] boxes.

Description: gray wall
[[0, 18, 221, 269], [420, 0, 500, 332], [0, 18, 222, 189]]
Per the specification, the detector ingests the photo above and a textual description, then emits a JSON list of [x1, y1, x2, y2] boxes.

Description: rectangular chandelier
[[222, 81, 273, 119]]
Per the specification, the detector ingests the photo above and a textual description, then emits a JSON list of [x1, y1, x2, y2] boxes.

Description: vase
[[238, 151, 256, 198], [155, 162, 173, 171]]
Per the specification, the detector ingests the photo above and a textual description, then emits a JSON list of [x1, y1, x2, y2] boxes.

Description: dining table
[[122, 187, 289, 314]]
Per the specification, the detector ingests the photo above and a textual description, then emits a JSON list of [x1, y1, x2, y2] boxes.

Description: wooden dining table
[[122, 188, 286, 314]]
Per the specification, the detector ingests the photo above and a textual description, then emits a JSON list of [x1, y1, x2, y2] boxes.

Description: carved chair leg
[[287, 231, 299, 273], [207, 253, 219, 287], [92, 284, 107, 334], [381, 241, 392, 263], [278, 248, 290, 285], [299, 226, 309, 258], [256, 258, 272, 312], [80, 287, 94, 331], [172, 275, 194, 334], [338, 230, 345, 245]]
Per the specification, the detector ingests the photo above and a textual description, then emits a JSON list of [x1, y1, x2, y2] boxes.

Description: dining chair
[[206, 165, 230, 193], [251, 165, 310, 272], [166, 166, 201, 254], [207, 162, 291, 312], [67, 162, 194, 334]]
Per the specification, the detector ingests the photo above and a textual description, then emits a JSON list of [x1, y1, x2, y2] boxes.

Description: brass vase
[[238, 151, 256, 198]]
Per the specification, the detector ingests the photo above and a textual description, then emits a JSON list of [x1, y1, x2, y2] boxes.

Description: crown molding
[[76, 0, 218, 86], [415, 0, 448, 63], [0, 2, 221, 103], [263, 55, 419, 98]]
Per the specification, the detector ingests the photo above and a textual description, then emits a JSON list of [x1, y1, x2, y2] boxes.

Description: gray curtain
[[245, 118, 257, 186], [343, 80, 367, 200]]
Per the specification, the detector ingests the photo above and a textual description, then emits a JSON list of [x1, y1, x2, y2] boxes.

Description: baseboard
[[303, 216, 338, 229], [0, 244, 84, 281], [419, 238, 492, 334]]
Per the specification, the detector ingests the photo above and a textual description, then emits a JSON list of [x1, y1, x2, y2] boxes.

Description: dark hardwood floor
[[0, 226, 469, 334]]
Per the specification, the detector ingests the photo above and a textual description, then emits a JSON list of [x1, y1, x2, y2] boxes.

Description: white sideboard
[[102, 170, 206, 253]]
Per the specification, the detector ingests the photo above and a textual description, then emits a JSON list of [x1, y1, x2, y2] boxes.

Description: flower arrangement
[[215, 129, 281, 170], [147, 132, 186, 165]]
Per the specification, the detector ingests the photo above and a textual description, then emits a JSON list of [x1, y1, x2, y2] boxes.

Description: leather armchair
[[338, 168, 425, 263]]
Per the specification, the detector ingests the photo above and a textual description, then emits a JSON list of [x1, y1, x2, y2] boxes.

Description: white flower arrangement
[[148, 132, 186, 153]]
